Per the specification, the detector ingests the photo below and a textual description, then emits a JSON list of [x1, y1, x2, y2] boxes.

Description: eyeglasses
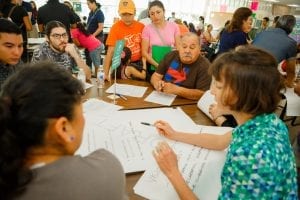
[[50, 33, 68, 39]]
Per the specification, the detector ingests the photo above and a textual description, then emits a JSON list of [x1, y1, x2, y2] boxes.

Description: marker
[[116, 93, 127, 100], [141, 122, 155, 127]]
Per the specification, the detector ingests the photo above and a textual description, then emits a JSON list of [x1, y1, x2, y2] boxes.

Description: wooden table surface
[[83, 79, 214, 199], [84, 79, 197, 110]]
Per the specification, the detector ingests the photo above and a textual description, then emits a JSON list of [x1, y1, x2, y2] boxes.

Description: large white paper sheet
[[134, 125, 232, 200], [284, 88, 300, 116], [144, 91, 176, 106], [83, 98, 122, 114], [105, 83, 148, 97], [76, 107, 199, 173]]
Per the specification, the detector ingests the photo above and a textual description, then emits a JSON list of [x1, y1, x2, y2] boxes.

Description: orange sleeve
[[105, 23, 120, 47]]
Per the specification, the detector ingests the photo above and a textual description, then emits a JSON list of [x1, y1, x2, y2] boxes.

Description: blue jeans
[[89, 43, 104, 67]]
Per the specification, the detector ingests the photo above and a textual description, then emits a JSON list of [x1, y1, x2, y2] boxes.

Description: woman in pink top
[[71, 22, 103, 77], [141, 0, 180, 78]]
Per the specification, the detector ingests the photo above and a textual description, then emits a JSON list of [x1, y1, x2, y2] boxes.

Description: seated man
[[31, 21, 91, 80], [151, 32, 211, 100], [0, 19, 23, 89]]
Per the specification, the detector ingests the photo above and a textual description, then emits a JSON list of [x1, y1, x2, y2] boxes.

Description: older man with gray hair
[[151, 32, 211, 100], [253, 15, 297, 87]]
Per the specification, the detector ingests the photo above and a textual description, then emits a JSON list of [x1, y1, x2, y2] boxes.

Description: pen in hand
[[141, 122, 155, 127], [158, 81, 164, 92]]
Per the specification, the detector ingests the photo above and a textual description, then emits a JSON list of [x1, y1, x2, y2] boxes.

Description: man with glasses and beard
[[31, 21, 91, 80], [150, 32, 211, 100]]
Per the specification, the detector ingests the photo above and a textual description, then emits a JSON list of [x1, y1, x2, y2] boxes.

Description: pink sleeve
[[142, 24, 151, 41], [70, 29, 79, 39]]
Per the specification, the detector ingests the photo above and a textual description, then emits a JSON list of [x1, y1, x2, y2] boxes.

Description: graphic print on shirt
[[165, 60, 190, 85], [124, 33, 142, 62]]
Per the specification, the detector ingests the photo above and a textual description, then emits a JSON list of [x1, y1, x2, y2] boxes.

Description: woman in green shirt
[[153, 46, 298, 199]]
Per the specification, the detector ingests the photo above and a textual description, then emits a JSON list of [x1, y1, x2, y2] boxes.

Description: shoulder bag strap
[[152, 24, 167, 46], [8, 5, 17, 19]]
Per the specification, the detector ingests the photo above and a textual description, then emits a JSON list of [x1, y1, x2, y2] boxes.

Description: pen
[[141, 122, 155, 127], [116, 93, 127, 100]]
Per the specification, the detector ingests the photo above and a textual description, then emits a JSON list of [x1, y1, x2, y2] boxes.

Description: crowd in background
[[0, 0, 300, 199]]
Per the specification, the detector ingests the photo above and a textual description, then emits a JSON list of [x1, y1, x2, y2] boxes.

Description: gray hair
[[275, 15, 296, 35]]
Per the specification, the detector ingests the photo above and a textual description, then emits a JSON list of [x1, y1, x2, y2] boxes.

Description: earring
[[69, 136, 75, 141]]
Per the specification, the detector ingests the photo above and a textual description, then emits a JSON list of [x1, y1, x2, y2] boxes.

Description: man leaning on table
[[0, 19, 23, 89], [31, 21, 91, 80], [151, 32, 211, 100]]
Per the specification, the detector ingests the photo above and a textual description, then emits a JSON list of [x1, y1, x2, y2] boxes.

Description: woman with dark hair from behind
[[218, 7, 252, 54], [0, 62, 127, 199], [71, 21, 103, 77], [64, 1, 81, 23]]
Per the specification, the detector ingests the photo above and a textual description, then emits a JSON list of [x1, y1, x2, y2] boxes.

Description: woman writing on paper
[[141, 0, 180, 79], [153, 46, 297, 199], [0, 62, 127, 200]]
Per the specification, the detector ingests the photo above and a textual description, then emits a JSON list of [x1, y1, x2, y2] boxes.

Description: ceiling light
[[287, 4, 300, 7], [264, 0, 280, 2]]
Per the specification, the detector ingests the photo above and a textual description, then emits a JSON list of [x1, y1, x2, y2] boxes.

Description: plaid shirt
[[0, 62, 19, 90]]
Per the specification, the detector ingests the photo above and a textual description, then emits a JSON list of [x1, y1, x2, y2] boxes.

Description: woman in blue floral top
[[152, 46, 298, 199]]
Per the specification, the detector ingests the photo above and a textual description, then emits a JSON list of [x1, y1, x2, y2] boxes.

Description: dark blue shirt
[[253, 28, 297, 63], [218, 30, 247, 54], [87, 9, 105, 38]]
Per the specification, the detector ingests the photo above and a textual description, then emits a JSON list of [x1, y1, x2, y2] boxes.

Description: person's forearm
[[171, 131, 231, 150], [151, 73, 163, 90], [143, 51, 158, 67], [175, 87, 204, 100], [38, 24, 44, 32], [93, 24, 104, 37], [103, 47, 114, 77], [73, 54, 91, 79], [167, 170, 198, 200], [285, 59, 296, 87]]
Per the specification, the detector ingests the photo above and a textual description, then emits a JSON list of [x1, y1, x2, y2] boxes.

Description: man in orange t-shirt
[[103, 0, 145, 81]]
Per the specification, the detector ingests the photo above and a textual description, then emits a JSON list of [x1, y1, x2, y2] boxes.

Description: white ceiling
[[270, 0, 300, 7]]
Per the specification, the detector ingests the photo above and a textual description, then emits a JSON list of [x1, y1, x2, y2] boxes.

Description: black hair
[[276, 15, 296, 35], [263, 17, 269, 22], [0, 19, 22, 35], [76, 22, 90, 36], [148, 0, 165, 12], [121, 47, 131, 65], [64, 1, 74, 11], [0, 61, 84, 199], [0, 0, 10, 17], [87, 0, 101, 8], [45, 20, 66, 37], [273, 16, 280, 24]]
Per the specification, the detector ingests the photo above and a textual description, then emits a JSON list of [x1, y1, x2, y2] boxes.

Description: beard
[[50, 42, 67, 53]]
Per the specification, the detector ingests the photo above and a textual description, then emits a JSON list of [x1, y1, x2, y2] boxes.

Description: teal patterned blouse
[[219, 113, 298, 199]]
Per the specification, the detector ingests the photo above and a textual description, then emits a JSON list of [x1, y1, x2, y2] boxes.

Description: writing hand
[[154, 120, 176, 139], [156, 80, 165, 92]]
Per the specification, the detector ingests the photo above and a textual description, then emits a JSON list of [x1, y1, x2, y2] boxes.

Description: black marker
[[141, 122, 155, 127]]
